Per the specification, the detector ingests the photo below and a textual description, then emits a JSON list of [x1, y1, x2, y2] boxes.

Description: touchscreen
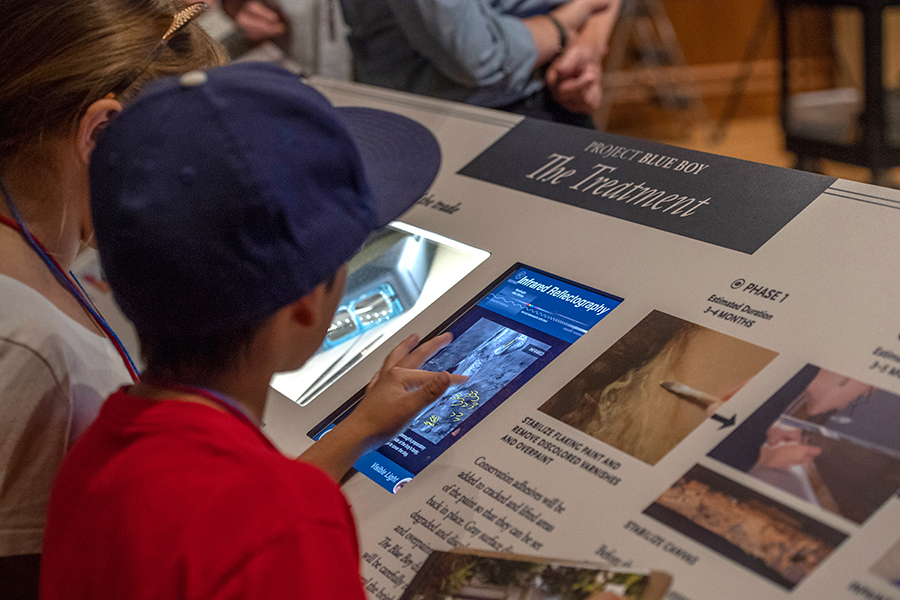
[[309, 264, 623, 493]]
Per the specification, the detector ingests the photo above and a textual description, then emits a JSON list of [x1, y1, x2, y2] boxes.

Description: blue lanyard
[[0, 179, 139, 381]]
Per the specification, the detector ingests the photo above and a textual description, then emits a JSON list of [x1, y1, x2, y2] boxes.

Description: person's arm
[[221, 0, 288, 40], [545, 0, 621, 114], [298, 333, 466, 481], [524, 0, 614, 68], [214, 1, 289, 59], [385, 0, 608, 90], [572, 0, 621, 63], [802, 369, 874, 416]]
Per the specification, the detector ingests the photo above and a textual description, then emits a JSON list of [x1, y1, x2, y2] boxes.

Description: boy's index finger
[[379, 334, 420, 372], [389, 368, 467, 391], [401, 332, 454, 369]]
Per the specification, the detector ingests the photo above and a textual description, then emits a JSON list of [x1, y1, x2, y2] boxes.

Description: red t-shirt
[[41, 389, 366, 600]]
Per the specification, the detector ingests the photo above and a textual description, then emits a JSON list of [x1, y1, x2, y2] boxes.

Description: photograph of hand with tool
[[539, 310, 777, 465], [710, 364, 900, 525]]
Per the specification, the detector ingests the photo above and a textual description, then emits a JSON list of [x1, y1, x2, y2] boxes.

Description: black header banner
[[458, 119, 835, 254]]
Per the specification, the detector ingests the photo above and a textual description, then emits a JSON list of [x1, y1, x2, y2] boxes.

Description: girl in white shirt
[[0, 2, 225, 596]]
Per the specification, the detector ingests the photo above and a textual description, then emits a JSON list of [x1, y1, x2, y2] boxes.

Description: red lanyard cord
[[0, 213, 140, 382]]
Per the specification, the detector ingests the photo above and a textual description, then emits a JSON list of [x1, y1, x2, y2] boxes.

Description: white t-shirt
[[0, 273, 132, 556]]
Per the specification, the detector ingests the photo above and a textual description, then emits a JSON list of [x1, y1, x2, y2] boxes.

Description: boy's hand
[[347, 333, 467, 447], [298, 333, 467, 482]]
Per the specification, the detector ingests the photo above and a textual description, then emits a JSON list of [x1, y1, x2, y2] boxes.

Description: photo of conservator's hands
[[795, 367, 874, 418], [752, 422, 821, 470], [710, 364, 900, 525]]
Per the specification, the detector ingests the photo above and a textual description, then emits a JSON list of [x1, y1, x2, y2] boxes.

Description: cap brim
[[335, 107, 441, 228]]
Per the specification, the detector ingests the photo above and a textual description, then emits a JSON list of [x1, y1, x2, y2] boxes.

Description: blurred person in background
[[340, 0, 621, 127], [206, 0, 352, 78]]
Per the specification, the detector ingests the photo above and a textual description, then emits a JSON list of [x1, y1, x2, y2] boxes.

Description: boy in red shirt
[[40, 62, 463, 599]]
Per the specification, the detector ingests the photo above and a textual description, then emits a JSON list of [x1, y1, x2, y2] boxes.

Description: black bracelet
[[545, 13, 568, 58]]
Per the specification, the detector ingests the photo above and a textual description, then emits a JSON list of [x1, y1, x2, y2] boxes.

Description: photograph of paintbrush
[[660, 380, 722, 409]]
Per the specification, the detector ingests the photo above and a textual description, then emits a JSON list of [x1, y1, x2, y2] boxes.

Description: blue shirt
[[341, 0, 565, 107]]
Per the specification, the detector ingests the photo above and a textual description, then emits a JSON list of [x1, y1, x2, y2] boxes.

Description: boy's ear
[[287, 290, 321, 328], [76, 97, 123, 164]]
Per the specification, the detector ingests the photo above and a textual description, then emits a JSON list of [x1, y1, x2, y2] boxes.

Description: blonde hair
[[0, 0, 227, 163]]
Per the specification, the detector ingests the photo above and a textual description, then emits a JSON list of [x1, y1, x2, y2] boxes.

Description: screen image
[[407, 318, 551, 444], [309, 264, 623, 493]]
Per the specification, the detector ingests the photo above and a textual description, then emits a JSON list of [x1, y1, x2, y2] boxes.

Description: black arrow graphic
[[711, 414, 736, 430]]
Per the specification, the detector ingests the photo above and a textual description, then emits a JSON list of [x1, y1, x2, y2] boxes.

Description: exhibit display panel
[[259, 80, 900, 600]]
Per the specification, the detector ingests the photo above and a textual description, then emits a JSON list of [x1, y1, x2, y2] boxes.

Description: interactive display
[[309, 264, 623, 493]]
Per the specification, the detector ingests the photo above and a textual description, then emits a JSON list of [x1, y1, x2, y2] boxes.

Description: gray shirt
[[341, 0, 564, 107]]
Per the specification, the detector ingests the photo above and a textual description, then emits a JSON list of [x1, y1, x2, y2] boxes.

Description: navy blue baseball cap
[[90, 62, 440, 337]]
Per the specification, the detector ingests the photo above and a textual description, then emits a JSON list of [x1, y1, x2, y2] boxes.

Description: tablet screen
[[309, 264, 623, 493]]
